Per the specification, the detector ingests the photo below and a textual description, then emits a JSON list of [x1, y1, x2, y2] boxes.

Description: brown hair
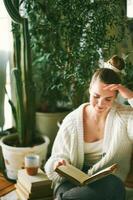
[[90, 68, 121, 89], [107, 55, 125, 71]]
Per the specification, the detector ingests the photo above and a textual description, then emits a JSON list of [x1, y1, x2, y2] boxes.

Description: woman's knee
[[93, 175, 126, 200], [106, 175, 125, 193], [55, 175, 126, 200], [108, 175, 126, 199], [60, 185, 100, 200], [56, 184, 95, 200]]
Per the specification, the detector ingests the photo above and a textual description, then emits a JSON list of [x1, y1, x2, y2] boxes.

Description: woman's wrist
[[127, 91, 133, 99]]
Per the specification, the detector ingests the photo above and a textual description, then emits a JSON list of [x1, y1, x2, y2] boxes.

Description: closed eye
[[93, 95, 100, 99], [105, 98, 112, 102]]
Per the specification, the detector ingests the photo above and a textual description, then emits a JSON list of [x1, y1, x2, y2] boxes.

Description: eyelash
[[94, 96, 99, 98], [106, 99, 111, 102]]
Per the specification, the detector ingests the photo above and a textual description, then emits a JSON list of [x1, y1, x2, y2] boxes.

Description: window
[[127, 0, 133, 18], [0, 0, 13, 131]]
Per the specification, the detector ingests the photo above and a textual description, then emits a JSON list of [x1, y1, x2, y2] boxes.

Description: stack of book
[[15, 168, 53, 200]]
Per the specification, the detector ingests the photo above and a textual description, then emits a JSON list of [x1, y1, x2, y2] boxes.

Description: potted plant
[[26, 0, 126, 108], [0, 0, 49, 180], [24, 0, 126, 152]]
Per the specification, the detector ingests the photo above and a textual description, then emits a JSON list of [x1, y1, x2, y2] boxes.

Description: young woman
[[45, 57, 133, 200]]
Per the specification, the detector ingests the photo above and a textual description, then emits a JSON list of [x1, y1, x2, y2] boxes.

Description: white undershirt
[[83, 140, 103, 168]]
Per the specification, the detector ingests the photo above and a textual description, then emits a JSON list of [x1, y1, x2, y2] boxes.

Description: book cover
[[15, 181, 53, 198], [17, 168, 52, 192], [55, 163, 118, 186], [16, 188, 53, 200]]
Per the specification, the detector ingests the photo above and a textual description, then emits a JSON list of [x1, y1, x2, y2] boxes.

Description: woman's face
[[89, 79, 117, 114]]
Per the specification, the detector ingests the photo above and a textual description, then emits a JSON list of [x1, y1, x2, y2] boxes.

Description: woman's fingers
[[103, 84, 120, 91], [54, 159, 68, 177], [53, 159, 67, 170], [104, 84, 133, 99]]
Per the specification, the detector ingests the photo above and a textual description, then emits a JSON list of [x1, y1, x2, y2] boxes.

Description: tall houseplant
[[0, 0, 49, 180], [25, 0, 125, 112], [3, 0, 36, 147], [23, 0, 126, 154]]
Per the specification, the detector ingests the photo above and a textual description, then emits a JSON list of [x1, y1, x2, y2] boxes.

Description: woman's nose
[[98, 99, 105, 106]]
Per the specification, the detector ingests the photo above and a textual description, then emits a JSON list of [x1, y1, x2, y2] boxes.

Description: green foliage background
[[25, 0, 125, 112]]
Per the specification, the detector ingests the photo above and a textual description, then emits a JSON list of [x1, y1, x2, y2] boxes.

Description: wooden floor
[[0, 172, 15, 198]]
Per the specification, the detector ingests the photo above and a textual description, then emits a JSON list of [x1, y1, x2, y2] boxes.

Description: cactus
[[3, 0, 36, 146]]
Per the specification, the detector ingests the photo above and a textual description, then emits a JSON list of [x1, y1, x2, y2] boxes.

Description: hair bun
[[102, 55, 125, 74], [103, 62, 121, 73]]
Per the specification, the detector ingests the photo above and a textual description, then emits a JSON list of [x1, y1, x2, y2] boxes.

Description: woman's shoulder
[[114, 101, 133, 115], [62, 103, 88, 127], [112, 102, 133, 124]]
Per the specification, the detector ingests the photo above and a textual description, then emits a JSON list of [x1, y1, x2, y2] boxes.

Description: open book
[[55, 163, 118, 186]]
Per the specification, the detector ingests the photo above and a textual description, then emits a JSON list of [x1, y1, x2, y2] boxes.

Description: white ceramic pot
[[0, 134, 49, 180], [36, 111, 69, 155]]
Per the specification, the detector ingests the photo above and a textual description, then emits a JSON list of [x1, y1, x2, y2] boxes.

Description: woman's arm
[[104, 84, 133, 99], [104, 84, 133, 107], [44, 117, 72, 183]]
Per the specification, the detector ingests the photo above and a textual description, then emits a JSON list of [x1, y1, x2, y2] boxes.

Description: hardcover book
[[55, 163, 118, 186], [16, 188, 53, 200], [17, 168, 52, 193], [15, 181, 53, 199]]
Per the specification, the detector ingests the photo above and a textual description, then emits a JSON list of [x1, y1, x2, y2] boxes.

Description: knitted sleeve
[[44, 115, 75, 184], [127, 110, 133, 141]]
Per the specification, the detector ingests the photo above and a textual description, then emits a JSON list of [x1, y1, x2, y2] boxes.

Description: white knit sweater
[[45, 100, 133, 190]]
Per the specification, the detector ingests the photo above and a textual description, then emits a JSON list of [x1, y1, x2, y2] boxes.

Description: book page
[[55, 163, 118, 186], [84, 165, 117, 185], [56, 164, 90, 184]]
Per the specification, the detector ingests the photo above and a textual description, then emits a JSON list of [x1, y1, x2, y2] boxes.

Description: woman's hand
[[104, 84, 133, 99], [53, 159, 67, 170]]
